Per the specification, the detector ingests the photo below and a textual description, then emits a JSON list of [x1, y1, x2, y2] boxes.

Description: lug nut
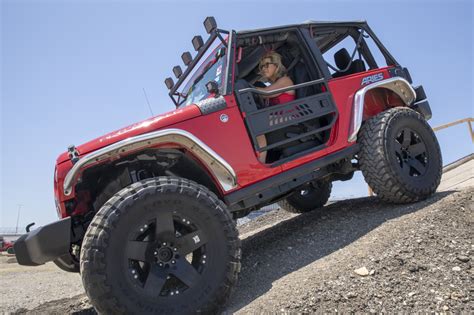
[[140, 228, 144, 232], [162, 242, 167, 246], [182, 218, 186, 222], [167, 276, 171, 280], [159, 263, 164, 267], [170, 292, 174, 296], [171, 260, 176, 264], [173, 248, 177, 251], [186, 221, 190, 225], [134, 275, 138, 279], [203, 255, 206, 259], [203, 260, 206, 264], [131, 270, 136, 274], [175, 290, 179, 295], [144, 224, 148, 228]]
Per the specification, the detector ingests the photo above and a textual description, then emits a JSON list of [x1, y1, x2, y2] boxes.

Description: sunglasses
[[259, 62, 276, 70]]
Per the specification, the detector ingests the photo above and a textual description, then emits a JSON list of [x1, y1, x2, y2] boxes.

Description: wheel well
[[71, 148, 221, 217], [363, 87, 407, 119]]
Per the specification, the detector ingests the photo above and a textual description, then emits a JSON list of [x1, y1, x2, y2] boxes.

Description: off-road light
[[181, 52, 192, 66], [204, 16, 217, 34], [164, 77, 174, 90], [192, 35, 204, 51], [173, 66, 183, 79]]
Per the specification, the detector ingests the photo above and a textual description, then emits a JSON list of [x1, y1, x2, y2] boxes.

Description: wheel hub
[[156, 247, 173, 262], [153, 243, 179, 265], [401, 149, 411, 160]]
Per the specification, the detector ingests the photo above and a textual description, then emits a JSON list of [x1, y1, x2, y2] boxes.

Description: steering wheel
[[248, 81, 268, 109]]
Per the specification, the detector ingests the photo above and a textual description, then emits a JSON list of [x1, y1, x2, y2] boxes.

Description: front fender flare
[[63, 128, 238, 196]]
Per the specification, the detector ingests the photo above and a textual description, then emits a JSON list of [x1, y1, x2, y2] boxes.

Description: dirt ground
[[1, 187, 472, 314]]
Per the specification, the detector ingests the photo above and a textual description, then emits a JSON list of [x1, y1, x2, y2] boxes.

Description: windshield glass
[[179, 43, 227, 107]]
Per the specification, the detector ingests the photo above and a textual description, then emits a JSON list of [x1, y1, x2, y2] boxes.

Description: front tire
[[80, 177, 241, 314], [358, 107, 442, 203]]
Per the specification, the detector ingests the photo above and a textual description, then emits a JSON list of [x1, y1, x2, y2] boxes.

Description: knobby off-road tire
[[80, 177, 241, 314], [278, 181, 332, 213], [358, 108, 442, 203]]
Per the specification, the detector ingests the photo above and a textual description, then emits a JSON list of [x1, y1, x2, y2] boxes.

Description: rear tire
[[278, 181, 332, 213], [80, 177, 241, 314], [358, 107, 442, 203]]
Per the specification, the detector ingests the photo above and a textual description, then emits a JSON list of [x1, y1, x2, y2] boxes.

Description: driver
[[255, 51, 295, 163], [256, 51, 295, 106]]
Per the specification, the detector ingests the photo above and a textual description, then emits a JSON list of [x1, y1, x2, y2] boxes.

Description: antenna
[[142, 88, 154, 116], [15, 204, 23, 234]]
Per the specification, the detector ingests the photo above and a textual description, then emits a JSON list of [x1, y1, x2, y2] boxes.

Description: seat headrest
[[334, 48, 351, 70]]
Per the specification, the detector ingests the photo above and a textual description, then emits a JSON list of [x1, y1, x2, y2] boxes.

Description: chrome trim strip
[[349, 77, 416, 142], [63, 128, 238, 196]]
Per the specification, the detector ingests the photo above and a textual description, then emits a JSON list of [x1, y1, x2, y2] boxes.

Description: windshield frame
[[169, 30, 235, 108], [179, 43, 227, 107]]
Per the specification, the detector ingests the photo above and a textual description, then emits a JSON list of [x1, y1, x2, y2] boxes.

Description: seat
[[332, 48, 366, 78]]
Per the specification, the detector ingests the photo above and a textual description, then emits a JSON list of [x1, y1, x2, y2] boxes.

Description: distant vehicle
[[0, 237, 14, 252], [14, 17, 441, 313]]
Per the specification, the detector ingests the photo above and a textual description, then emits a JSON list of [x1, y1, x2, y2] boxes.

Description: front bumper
[[14, 217, 71, 266]]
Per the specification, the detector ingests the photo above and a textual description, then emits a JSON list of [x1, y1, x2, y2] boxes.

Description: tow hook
[[26, 222, 35, 233]]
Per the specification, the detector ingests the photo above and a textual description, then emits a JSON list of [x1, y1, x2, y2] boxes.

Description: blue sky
[[1, 0, 473, 228]]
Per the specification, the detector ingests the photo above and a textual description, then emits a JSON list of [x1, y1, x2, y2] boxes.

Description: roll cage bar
[[165, 18, 400, 106]]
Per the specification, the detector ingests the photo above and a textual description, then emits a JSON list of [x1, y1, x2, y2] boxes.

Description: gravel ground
[[0, 256, 84, 313], [2, 187, 472, 314], [228, 187, 473, 313]]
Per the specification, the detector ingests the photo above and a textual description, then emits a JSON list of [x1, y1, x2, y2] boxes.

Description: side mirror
[[204, 16, 217, 34], [216, 47, 226, 58], [173, 66, 183, 79], [192, 36, 204, 51], [206, 81, 219, 95], [181, 52, 192, 66]]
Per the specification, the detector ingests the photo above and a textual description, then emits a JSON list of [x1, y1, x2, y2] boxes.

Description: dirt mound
[[8, 188, 473, 313], [228, 188, 473, 313]]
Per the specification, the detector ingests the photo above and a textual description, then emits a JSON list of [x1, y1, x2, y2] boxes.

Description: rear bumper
[[14, 217, 71, 266], [412, 100, 432, 120]]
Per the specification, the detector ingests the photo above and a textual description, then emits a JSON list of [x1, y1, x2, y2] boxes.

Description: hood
[[56, 105, 201, 164]]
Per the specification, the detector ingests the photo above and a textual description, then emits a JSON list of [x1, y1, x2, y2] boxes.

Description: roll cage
[[163, 19, 407, 165], [165, 20, 400, 106]]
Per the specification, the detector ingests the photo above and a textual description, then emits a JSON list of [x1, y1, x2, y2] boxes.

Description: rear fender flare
[[349, 77, 416, 142]]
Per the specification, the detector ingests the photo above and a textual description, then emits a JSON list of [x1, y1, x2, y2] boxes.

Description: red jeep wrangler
[[14, 17, 441, 313]]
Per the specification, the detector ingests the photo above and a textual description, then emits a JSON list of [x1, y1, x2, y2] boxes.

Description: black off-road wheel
[[80, 177, 241, 314], [278, 180, 332, 213], [358, 107, 442, 203]]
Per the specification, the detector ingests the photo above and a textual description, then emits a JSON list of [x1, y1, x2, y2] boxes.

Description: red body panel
[[279, 67, 393, 171], [171, 95, 283, 189], [54, 66, 397, 219], [56, 105, 202, 164]]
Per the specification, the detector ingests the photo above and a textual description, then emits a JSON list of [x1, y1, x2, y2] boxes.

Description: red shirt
[[269, 92, 296, 106]]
